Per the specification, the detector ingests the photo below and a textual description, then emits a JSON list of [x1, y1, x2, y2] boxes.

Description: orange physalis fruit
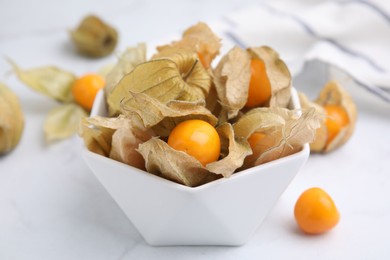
[[245, 59, 272, 108], [72, 73, 105, 111], [197, 51, 212, 69], [323, 105, 349, 144], [167, 119, 220, 166], [294, 187, 340, 235], [247, 132, 266, 150]]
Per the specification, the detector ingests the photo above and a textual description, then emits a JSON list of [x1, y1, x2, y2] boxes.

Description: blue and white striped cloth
[[221, 0, 390, 103]]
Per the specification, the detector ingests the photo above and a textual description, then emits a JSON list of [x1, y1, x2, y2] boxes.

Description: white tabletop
[[1, 1, 390, 259]]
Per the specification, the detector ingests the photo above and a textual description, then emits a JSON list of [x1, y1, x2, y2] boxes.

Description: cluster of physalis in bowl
[[80, 22, 355, 246], [80, 22, 323, 187]]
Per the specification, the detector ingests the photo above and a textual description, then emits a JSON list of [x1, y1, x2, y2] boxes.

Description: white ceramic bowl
[[83, 88, 309, 246]]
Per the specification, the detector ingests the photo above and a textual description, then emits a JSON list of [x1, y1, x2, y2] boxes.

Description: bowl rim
[[84, 87, 309, 192]]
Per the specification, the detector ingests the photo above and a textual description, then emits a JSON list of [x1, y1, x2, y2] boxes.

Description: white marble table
[[1, 0, 390, 259]]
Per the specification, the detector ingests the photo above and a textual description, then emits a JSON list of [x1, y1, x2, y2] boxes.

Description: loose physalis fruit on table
[[0, 82, 24, 155], [70, 15, 118, 58], [72, 74, 105, 111], [79, 22, 323, 187], [299, 81, 357, 153], [168, 119, 221, 166], [294, 187, 340, 235]]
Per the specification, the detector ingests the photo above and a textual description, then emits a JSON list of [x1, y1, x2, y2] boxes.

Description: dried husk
[[156, 22, 221, 68], [121, 92, 217, 137], [79, 115, 130, 156], [205, 82, 222, 117], [9, 60, 76, 103], [213, 46, 251, 121], [234, 107, 322, 168], [109, 117, 155, 170], [233, 108, 286, 139], [0, 83, 24, 154], [107, 52, 211, 116], [313, 81, 357, 152], [104, 43, 147, 95], [70, 15, 118, 58], [205, 123, 252, 178], [151, 49, 212, 96], [97, 63, 115, 78], [44, 103, 87, 142], [247, 46, 291, 108], [298, 92, 327, 152], [80, 114, 154, 169]]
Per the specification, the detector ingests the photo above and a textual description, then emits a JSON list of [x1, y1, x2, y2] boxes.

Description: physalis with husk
[[154, 22, 221, 69], [70, 15, 118, 58], [8, 44, 147, 142], [7, 65, 100, 141], [299, 81, 357, 153], [80, 22, 323, 187], [0, 82, 24, 155]]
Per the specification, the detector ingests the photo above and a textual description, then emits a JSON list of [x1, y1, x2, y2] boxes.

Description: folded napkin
[[221, 0, 390, 102]]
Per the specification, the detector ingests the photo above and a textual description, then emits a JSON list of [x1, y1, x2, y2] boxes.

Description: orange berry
[[167, 119, 220, 166], [197, 51, 212, 69], [324, 105, 349, 144], [248, 132, 266, 150], [71, 74, 105, 111], [245, 59, 272, 108], [294, 187, 340, 235]]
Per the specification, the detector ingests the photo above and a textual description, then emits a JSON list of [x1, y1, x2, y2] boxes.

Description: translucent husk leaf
[[104, 43, 147, 96], [206, 123, 252, 178], [314, 81, 358, 152], [205, 82, 221, 116], [247, 46, 291, 108], [156, 22, 221, 67], [0, 83, 24, 154], [80, 114, 154, 169], [97, 63, 115, 78], [70, 15, 118, 58], [107, 53, 211, 116], [9, 60, 76, 103], [298, 92, 327, 152], [233, 108, 286, 139], [151, 49, 212, 96], [109, 117, 155, 170], [79, 115, 130, 156], [137, 137, 218, 187], [213, 46, 251, 120], [234, 107, 322, 168], [121, 92, 217, 137], [44, 103, 87, 142]]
